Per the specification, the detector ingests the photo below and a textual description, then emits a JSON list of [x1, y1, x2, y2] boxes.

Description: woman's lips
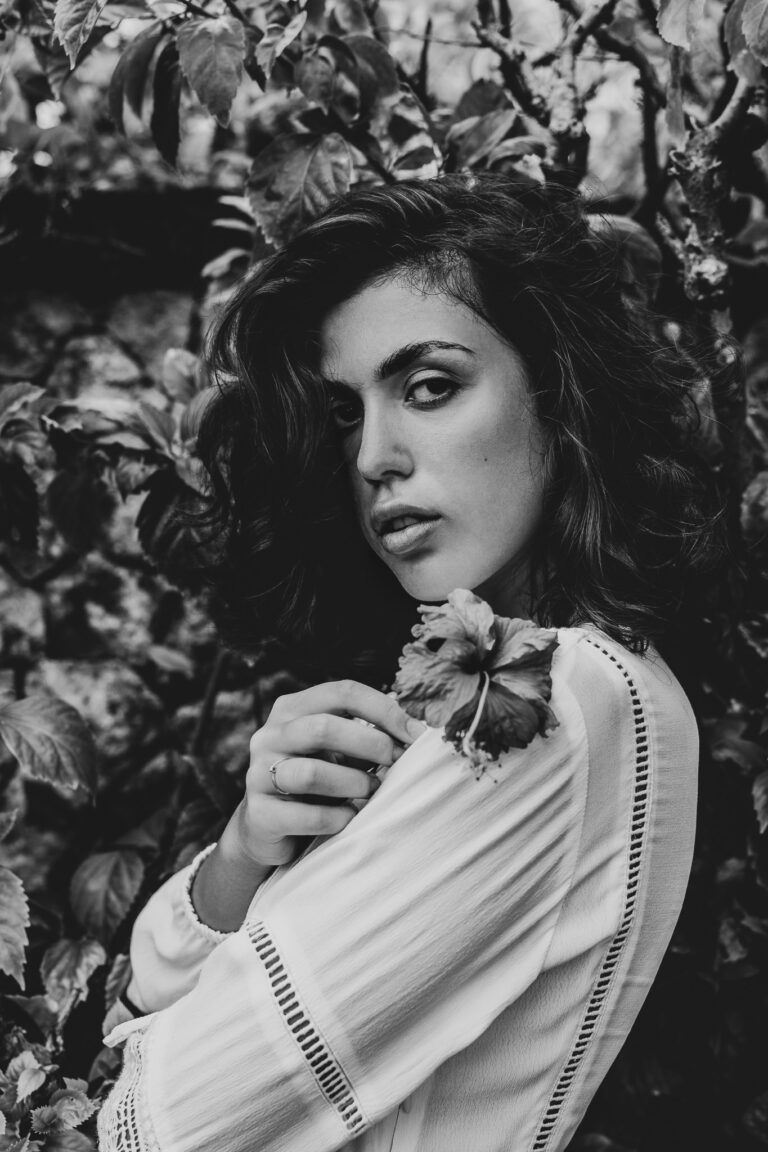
[[378, 516, 441, 556]]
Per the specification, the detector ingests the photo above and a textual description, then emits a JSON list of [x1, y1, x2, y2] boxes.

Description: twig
[[179, 0, 215, 19], [396, 29, 481, 49], [710, 77, 754, 143], [416, 17, 432, 104], [552, 0, 665, 107], [498, 0, 512, 39], [566, 0, 621, 54], [471, 21, 548, 123], [190, 647, 229, 757]]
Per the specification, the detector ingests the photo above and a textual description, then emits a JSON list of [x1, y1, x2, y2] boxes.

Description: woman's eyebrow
[[375, 340, 474, 380], [324, 340, 474, 394]]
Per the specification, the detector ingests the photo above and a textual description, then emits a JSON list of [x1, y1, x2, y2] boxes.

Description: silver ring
[[269, 756, 293, 797]]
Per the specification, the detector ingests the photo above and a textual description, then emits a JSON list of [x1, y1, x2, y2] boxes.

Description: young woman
[[98, 175, 717, 1152]]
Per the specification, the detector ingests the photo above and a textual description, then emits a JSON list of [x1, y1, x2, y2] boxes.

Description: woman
[[97, 175, 717, 1152]]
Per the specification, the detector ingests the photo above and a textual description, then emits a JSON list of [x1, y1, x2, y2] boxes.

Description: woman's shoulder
[[551, 623, 699, 773]]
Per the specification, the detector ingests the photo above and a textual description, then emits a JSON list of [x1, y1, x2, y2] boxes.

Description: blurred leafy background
[[0, 0, 767, 1149]]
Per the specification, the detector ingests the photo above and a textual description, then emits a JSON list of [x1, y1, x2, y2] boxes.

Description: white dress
[[97, 625, 699, 1152]]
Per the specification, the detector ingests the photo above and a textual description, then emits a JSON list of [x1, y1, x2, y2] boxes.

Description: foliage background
[[0, 0, 768, 1149]]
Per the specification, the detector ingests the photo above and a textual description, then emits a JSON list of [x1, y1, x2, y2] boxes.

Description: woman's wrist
[[190, 810, 275, 933]]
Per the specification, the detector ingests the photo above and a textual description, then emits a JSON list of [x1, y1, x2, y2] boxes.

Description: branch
[[415, 17, 432, 105], [710, 77, 754, 145], [471, 21, 548, 123], [565, 0, 621, 54], [552, 0, 665, 107]]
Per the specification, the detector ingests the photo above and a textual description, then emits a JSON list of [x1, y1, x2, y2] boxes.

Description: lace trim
[[244, 920, 366, 1135], [530, 637, 652, 1151], [180, 843, 233, 944], [97, 1023, 160, 1152]]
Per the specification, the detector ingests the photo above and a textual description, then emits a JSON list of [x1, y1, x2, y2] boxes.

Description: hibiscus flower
[[393, 589, 559, 776]]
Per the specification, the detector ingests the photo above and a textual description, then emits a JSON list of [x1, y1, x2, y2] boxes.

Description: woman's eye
[[408, 378, 458, 406], [330, 401, 362, 430]]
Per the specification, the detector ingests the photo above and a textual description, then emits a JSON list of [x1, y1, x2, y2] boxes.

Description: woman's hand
[[192, 680, 427, 931]]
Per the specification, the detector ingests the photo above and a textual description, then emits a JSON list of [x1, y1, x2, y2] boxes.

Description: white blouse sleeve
[[97, 637, 593, 1152], [124, 844, 234, 1015]]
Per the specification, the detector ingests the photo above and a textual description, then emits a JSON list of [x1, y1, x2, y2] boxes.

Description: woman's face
[[319, 275, 548, 612]]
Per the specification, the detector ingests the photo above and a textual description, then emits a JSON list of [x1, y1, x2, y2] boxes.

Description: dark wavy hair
[[195, 174, 722, 686]]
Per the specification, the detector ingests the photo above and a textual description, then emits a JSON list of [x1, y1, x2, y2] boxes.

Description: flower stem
[[462, 671, 490, 759]]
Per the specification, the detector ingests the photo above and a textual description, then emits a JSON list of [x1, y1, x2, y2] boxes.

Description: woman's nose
[[354, 405, 413, 483]]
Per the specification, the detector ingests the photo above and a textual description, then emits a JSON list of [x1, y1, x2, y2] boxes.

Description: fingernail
[[406, 716, 428, 740]]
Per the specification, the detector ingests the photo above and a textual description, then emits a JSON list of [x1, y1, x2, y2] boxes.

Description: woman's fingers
[[269, 679, 426, 747], [264, 797, 358, 838], [273, 711, 406, 766], [268, 756, 380, 800]]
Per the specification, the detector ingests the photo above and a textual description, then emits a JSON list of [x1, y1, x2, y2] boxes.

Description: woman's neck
[[473, 554, 536, 620]]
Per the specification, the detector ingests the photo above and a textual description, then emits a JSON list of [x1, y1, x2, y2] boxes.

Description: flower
[[393, 589, 559, 776]]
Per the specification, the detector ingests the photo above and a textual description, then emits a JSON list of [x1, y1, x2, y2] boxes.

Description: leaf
[[0, 384, 43, 428], [45, 1133, 96, 1152], [137, 402, 175, 451], [255, 11, 306, 78], [104, 953, 132, 1011], [0, 451, 38, 551], [295, 36, 360, 124], [0, 866, 30, 989], [724, 0, 764, 80], [47, 1086, 98, 1128], [0, 809, 17, 841], [16, 1067, 46, 1103], [69, 850, 144, 942], [46, 466, 114, 553], [447, 109, 518, 169], [657, 0, 707, 48], [754, 769, 768, 833], [247, 132, 353, 248], [0, 696, 97, 794], [344, 33, 399, 114], [177, 16, 245, 126], [160, 348, 200, 402], [330, 0, 373, 35], [53, 0, 108, 64], [146, 644, 195, 676], [150, 39, 182, 165], [108, 22, 165, 131], [5, 995, 58, 1037], [743, 0, 768, 64], [40, 938, 107, 1017]]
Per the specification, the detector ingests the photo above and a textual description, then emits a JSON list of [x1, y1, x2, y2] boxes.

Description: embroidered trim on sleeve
[[244, 920, 366, 1136], [97, 1025, 161, 1152], [530, 637, 652, 1151]]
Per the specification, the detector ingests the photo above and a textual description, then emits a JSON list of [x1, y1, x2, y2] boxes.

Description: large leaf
[[150, 39, 183, 165], [0, 695, 97, 794], [69, 850, 144, 943], [657, 0, 707, 48], [53, 0, 108, 65], [247, 132, 352, 248], [724, 0, 764, 79], [0, 867, 30, 989], [108, 22, 165, 132], [40, 938, 107, 1018], [46, 1133, 96, 1152], [0, 450, 38, 551], [743, 0, 768, 64], [46, 465, 114, 553], [177, 16, 245, 126], [295, 36, 360, 125]]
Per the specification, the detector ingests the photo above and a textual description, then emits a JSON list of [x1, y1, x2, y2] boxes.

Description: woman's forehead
[[318, 278, 499, 386]]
